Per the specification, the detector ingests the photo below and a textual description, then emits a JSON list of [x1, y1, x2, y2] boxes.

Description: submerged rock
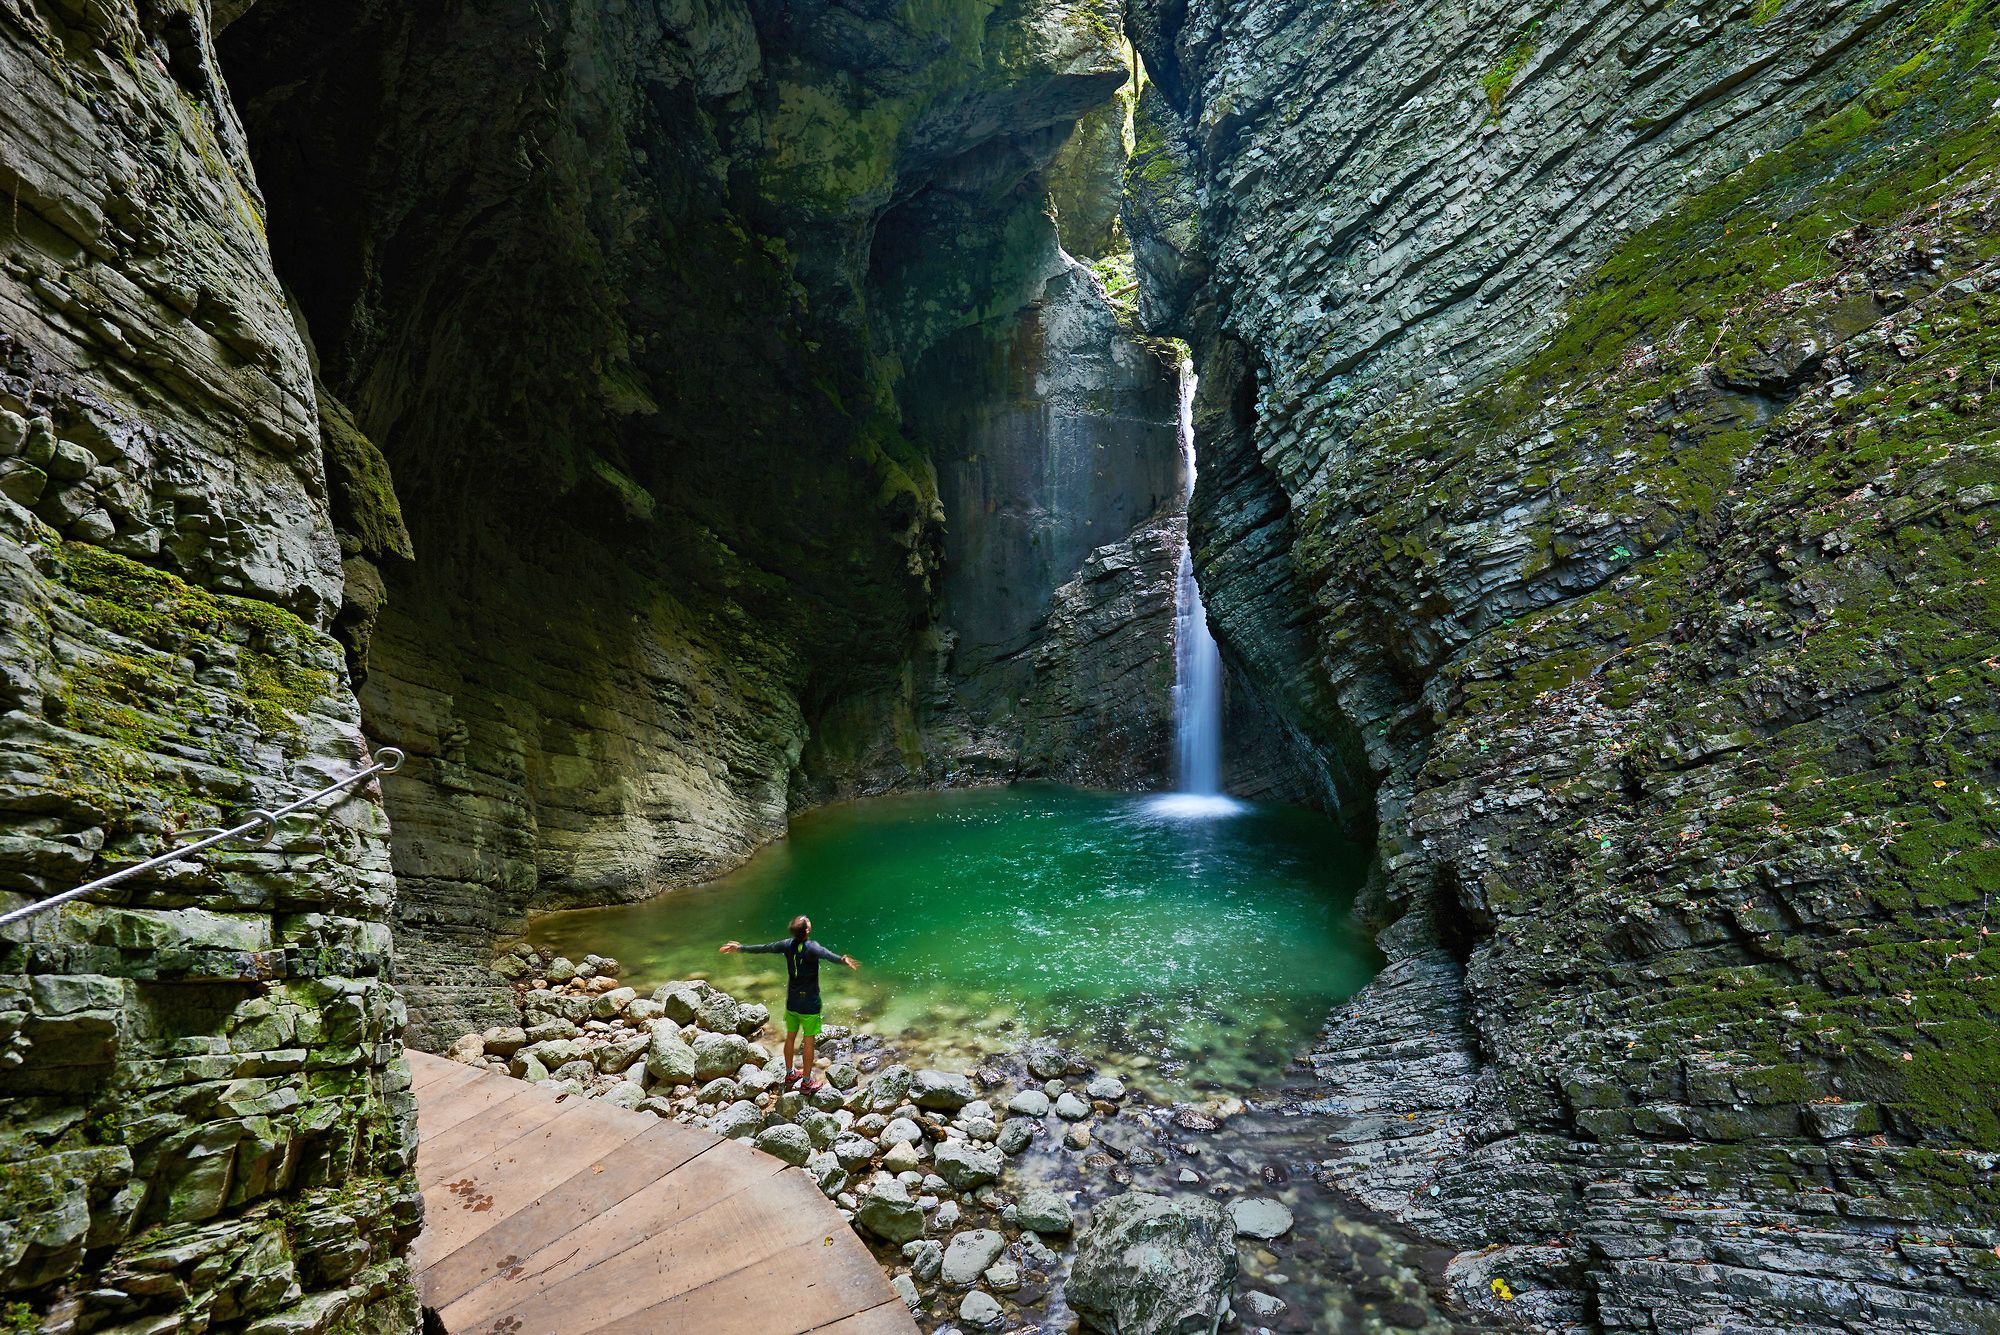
[[1227, 1197, 1293, 1241]]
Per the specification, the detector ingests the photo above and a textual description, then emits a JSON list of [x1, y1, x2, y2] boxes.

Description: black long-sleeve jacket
[[739, 937, 844, 1014]]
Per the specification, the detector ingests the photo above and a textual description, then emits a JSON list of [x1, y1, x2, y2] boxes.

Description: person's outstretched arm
[[722, 940, 790, 954], [806, 941, 860, 970]]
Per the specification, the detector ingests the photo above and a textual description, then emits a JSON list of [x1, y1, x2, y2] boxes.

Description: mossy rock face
[[1130, 0, 2000, 1326]]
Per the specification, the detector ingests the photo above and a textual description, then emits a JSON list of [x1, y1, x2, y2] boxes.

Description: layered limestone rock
[[1, 4, 417, 1331], [215, 0, 1181, 1045], [1129, 1, 2000, 1331]]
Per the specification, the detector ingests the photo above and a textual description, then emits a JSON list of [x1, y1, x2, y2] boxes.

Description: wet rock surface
[[1126, 1, 2000, 1330]]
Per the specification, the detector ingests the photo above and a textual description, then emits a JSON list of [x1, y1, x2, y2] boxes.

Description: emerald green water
[[529, 784, 1379, 1097]]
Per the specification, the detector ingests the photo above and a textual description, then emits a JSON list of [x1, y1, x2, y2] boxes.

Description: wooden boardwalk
[[408, 1050, 918, 1335]]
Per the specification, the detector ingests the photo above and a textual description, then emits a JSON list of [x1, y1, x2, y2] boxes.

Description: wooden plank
[[589, 1225, 902, 1335], [416, 1067, 548, 1144], [417, 1082, 567, 1186], [411, 1097, 659, 1271], [454, 1167, 840, 1332], [804, 1301, 923, 1335], [422, 1124, 745, 1316], [408, 1050, 482, 1099]]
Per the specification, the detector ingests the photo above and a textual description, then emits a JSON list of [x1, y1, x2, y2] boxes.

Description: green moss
[[58, 543, 331, 754], [1751, 0, 1786, 21], [1483, 28, 1539, 116]]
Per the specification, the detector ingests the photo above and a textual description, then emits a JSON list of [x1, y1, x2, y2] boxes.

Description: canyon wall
[[0, 2, 418, 1329], [1125, 0, 2000, 1330], [217, 0, 1183, 1047]]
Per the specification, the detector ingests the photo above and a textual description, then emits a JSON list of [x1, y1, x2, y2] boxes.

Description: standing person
[[720, 915, 858, 1091]]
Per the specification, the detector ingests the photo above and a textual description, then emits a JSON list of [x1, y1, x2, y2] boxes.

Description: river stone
[[1228, 1197, 1294, 1240], [832, 1135, 878, 1171], [710, 1100, 763, 1140], [1006, 1089, 1051, 1117], [697, 1077, 740, 1105], [692, 1031, 749, 1080], [859, 1064, 913, 1111], [904, 1238, 943, 1283], [1054, 1091, 1091, 1121], [856, 1181, 926, 1244], [797, 1107, 841, 1148], [600, 1081, 646, 1110], [696, 991, 741, 1034], [1026, 1049, 1067, 1079], [805, 1149, 846, 1197], [524, 1018, 580, 1043], [552, 1059, 595, 1084], [913, 1068, 976, 1110], [444, 1033, 484, 1064], [626, 998, 665, 1024], [590, 985, 637, 1018], [735, 1001, 769, 1035], [959, 1290, 1003, 1329], [1243, 1290, 1287, 1321], [828, 1062, 860, 1090], [654, 984, 704, 1024], [881, 1141, 924, 1174], [941, 1229, 1007, 1288], [513, 1053, 550, 1082], [1016, 1189, 1073, 1235], [880, 1117, 924, 1147], [985, 1262, 1021, 1293], [892, 1274, 920, 1310], [1068, 1192, 1236, 1335], [997, 1120, 1035, 1155], [933, 1143, 1001, 1191], [481, 1026, 528, 1056], [594, 1033, 648, 1074], [644, 1029, 697, 1085], [546, 956, 578, 982], [755, 1123, 813, 1166], [1086, 1075, 1127, 1101]]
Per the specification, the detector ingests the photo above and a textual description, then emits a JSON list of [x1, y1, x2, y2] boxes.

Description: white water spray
[[1155, 362, 1241, 819]]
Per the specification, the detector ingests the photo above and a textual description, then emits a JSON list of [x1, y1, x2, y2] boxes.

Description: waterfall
[[1155, 362, 1241, 817]]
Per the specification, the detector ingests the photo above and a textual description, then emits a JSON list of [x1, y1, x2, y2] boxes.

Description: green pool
[[528, 784, 1379, 1097]]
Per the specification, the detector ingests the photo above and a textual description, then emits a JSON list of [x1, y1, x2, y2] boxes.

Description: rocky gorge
[[3, 1, 1998, 1334]]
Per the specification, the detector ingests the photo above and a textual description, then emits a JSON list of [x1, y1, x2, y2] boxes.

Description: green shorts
[[783, 1009, 823, 1036]]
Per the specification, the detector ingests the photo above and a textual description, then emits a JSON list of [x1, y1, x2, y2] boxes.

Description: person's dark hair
[[789, 915, 810, 942]]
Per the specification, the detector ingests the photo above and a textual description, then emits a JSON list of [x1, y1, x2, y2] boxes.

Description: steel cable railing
[[0, 746, 405, 930]]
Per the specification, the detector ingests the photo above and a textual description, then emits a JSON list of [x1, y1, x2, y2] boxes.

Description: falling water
[[1156, 362, 1240, 817]]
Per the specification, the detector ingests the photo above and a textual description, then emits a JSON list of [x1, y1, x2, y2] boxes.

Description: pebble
[[1228, 1197, 1295, 1241], [1053, 1092, 1091, 1121], [958, 1289, 1003, 1329]]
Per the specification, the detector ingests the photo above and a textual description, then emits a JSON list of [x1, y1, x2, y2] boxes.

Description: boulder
[[932, 1143, 1001, 1191], [880, 1117, 925, 1147], [912, 1069, 976, 1110], [805, 1149, 847, 1197], [546, 956, 578, 983], [734, 1002, 769, 1036], [590, 986, 637, 1018], [654, 983, 706, 1024], [997, 1120, 1035, 1155], [594, 1034, 648, 1074], [1067, 1193, 1236, 1335], [599, 1082, 646, 1110], [645, 1030, 697, 1085], [696, 1078, 741, 1105], [855, 1181, 926, 1244], [832, 1135, 878, 1172], [941, 1229, 1006, 1288], [827, 1062, 860, 1090], [481, 1026, 528, 1057], [755, 1123, 813, 1166], [709, 1100, 763, 1140], [1227, 1197, 1294, 1241], [1015, 1189, 1073, 1236], [858, 1064, 913, 1111], [691, 1031, 750, 1080], [882, 1141, 924, 1173], [444, 1034, 485, 1065], [696, 991, 741, 1035]]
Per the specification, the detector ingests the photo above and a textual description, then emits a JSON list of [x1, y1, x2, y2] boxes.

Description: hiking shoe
[[800, 1077, 825, 1094], [782, 1069, 803, 1089]]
